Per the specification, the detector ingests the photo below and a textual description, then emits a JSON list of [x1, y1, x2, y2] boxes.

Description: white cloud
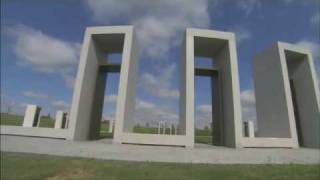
[[62, 74, 76, 89], [104, 94, 118, 104], [196, 104, 212, 129], [310, 13, 320, 26], [85, 0, 210, 59], [139, 63, 179, 99], [229, 26, 252, 43], [51, 100, 70, 111], [23, 91, 48, 99], [134, 99, 178, 126], [6, 24, 80, 89], [7, 24, 80, 73], [240, 89, 257, 122], [237, 0, 261, 16], [1, 95, 27, 115]]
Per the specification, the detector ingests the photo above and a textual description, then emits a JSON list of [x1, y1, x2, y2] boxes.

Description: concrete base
[[117, 133, 192, 147], [1, 135, 319, 164], [241, 137, 298, 148], [0, 126, 68, 139]]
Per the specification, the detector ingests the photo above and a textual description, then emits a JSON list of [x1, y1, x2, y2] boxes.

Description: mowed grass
[[1, 152, 319, 180], [0, 113, 23, 126], [1, 113, 55, 128]]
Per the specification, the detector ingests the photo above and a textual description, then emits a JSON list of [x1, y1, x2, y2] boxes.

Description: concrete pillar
[[23, 105, 41, 127], [162, 122, 166, 134], [243, 121, 255, 138], [108, 120, 114, 133], [248, 121, 255, 138], [54, 111, 67, 129], [169, 123, 172, 135], [174, 124, 177, 135], [157, 121, 162, 134]]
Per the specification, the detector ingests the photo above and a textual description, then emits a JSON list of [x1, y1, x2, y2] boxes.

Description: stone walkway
[[1, 135, 319, 164]]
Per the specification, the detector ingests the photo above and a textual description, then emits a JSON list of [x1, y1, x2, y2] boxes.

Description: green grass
[[38, 116, 55, 128], [1, 152, 319, 180], [0, 113, 23, 126], [0, 113, 55, 128]]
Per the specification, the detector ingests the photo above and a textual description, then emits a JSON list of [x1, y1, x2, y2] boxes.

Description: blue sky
[[1, 0, 319, 128]]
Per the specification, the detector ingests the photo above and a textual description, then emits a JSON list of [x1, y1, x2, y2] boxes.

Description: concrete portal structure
[[68, 26, 137, 141], [54, 111, 68, 129], [181, 28, 242, 148], [252, 42, 320, 148], [22, 105, 41, 127]]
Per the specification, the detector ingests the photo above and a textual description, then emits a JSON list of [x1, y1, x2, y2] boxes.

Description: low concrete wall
[[118, 133, 192, 147], [0, 125, 68, 139], [241, 137, 298, 148]]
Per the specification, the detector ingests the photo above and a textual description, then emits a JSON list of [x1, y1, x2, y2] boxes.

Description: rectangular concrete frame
[[182, 28, 243, 148], [244, 42, 320, 148], [67, 26, 137, 141]]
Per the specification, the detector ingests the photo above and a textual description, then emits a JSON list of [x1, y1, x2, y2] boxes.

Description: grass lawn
[[1, 152, 319, 180], [0, 113, 54, 128], [0, 113, 23, 126]]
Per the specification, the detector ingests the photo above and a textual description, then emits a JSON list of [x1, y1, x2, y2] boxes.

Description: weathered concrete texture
[[54, 111, 68, 129], [1, 135, 319, 164], [253, 42, 320, 148], [22, 105, 41, 127], [181, 28, 243, 148]]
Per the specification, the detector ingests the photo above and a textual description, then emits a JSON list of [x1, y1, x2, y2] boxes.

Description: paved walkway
[[1, 135, 319, 164]]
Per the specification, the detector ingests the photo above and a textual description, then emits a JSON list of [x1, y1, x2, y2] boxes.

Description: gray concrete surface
[[253, 42, 320, 148], [2, 135, 319, 164]]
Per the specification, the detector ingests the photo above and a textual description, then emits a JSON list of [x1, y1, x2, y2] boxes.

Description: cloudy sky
[[1, 0, 319, 129]]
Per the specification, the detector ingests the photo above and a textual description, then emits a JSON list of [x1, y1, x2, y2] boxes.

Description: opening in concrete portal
[[191, 35, 239, 147], [100, 72, 120, 139], [285, 50, 317, 147], [194, 56, 221, 145], [87, 34, 124, 140], [194, 75, 213, 145]]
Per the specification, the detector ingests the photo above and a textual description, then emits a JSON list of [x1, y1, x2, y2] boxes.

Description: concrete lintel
[[86, 25, 134, 35], [186, 28, 236, 42], [99, 62, 121, 73], [195, 67, 218, 76]]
